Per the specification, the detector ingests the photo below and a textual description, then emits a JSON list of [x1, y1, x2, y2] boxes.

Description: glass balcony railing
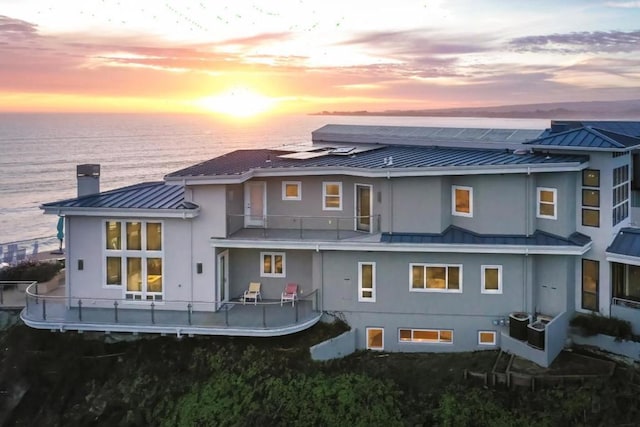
[[225, 214, 381, 240]]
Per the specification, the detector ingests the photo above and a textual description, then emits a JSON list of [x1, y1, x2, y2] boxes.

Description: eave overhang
[[168, 161, 587, 186], [41, 206, 200, 219], [210, 237, 591, 255]]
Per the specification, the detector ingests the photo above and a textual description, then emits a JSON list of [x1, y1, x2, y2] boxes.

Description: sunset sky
[[1, 0, 640, 115]]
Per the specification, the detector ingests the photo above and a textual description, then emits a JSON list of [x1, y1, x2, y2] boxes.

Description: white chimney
[[77, 164, 100, 197]]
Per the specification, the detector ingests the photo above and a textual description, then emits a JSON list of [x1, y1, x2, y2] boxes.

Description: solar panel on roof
[[330, 147, 355, 155], [278, 150, 331, 159]]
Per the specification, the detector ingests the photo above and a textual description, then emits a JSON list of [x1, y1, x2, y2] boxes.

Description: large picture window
[[611, 262, 640, 304], [358, 262, 376, 302], [537, 187, 557, 219], [104, 220, 163, 301], [410, 264, 462, 292], [261, 252, 285, 277], [582, 259, 599, 311], [452, 185, 473, 217]]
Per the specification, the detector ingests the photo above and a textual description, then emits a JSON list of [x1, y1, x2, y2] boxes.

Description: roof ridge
[[586, 127, 626, 149]]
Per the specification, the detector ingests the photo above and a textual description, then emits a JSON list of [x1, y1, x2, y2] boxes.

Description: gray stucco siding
[[321, 251, 527, 317], [534, 172, 577, 237], [66, 216, 195, 306], [391, 177, 444, 233], [450, 174, 528, 235], [227, 248, 313, 300], [342, 311, 501, 353]]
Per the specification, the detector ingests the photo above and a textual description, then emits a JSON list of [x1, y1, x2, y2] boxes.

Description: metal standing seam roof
[[527, 127, 640, 149], [41, 182, 198, 210], [606, 228, 640, 258], [165, 146, 587, 178], [380, 225, 591, 247]]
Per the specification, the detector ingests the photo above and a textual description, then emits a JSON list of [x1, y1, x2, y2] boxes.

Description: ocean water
[[0, 113, 549, 252]]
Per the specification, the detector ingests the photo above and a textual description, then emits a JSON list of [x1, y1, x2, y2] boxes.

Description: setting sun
[[196, 88, 276, 118]]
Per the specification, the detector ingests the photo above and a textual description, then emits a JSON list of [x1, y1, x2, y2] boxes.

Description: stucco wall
[[227, 248, 313, 300]]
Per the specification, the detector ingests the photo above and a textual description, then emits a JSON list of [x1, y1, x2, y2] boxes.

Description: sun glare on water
[[197, 88, 276, 118]]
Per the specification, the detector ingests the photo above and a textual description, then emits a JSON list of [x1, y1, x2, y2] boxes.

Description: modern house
[[22, 120, 640, 367]]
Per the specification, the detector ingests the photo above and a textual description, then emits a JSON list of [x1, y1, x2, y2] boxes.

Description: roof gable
[[524, 126, 640, 150]]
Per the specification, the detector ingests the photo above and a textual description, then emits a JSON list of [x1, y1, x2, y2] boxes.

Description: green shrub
[[0, 260, 63, 282], [570, 313, 633, 341]]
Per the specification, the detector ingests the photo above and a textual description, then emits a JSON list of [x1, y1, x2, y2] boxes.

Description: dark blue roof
[[525, 127, 640, 150], [606, 228, 640, 258], [42, 182, 198, 210], [166, 145, 587, 178], [539, 121, 640, 139], [380, 225, 590, 247]]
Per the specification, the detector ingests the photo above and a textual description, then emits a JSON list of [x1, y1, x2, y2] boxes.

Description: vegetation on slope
[[0, 320, 639, 426]]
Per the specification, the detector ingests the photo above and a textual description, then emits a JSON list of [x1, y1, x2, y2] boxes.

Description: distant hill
[[314, 99, 640, 119]]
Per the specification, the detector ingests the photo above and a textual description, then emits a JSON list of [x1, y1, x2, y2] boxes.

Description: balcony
[[20, 283, 322, 337], [226, 214, 381, 241]]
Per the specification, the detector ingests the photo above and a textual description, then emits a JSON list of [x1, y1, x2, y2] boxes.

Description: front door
[[355, 184, 372, 232], [217, 250, 229, 310], [244, 181, 266, 227]]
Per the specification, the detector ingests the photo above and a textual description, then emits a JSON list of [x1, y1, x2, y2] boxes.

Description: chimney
[[77, 164, 100, 197]]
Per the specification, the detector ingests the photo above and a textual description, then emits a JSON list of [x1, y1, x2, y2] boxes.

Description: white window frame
[[452, 185, 473, 217], [281, 181, 301, 201], [366, 327, 384, 350], [409, 263, 463, 293], [398, 328, 453, 344], [103, 220, 164, 302], [481, 265, 502, 294], [322, 181, 343, 211], [536, 187, 557, 220], [260, 251, 286, 278], [478, 330, 497, 346], [358, 262, 376, 302]]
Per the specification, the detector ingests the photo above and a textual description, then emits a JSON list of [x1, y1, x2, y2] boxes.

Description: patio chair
[[281, 283, 298, 306], [243, 282, 262, 305]]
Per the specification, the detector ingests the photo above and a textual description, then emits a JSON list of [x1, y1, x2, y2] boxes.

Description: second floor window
[[452, 185, 473, 217], [323, 182, 342, 210], [537, 187, 557, 220]]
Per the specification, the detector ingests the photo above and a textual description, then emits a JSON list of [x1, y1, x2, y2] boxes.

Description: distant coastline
[[311, 99, 640, 120]]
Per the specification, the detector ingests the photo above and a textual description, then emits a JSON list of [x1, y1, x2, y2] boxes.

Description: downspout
[[66, 216, 71, 307], [388, 176, 393, 234], [190, 218, 194, 304]]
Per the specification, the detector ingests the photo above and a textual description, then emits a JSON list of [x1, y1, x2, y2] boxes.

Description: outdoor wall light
[[197, 263, 203, 274], [78, 259, 84, 270]]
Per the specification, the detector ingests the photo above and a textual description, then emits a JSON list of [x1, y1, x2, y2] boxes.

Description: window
[[452, 185, 473, 217], [399, 328, 453, 343], [537, 187, 557, 219], [582, 169, 600, 228], [611, 262, 640, 303], [104, 220, 163, 301], [582, 169, 600, 187], [481, 265, 502, 294], [582, 259, 599, 311], [261, 252, 285, 277], [410, 264, 462, 292], [282, 181, 301, 201], [323, 182, 342, 210], [358, 262, 376, 302], [478, 331, 497, 346], [366, 328, 384, 350], [613, 165, 629, 226]]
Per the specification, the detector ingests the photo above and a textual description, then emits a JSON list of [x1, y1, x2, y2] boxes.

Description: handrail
[[24, 282, 318, 306], [226, 213, 381, 238], [612, 297, 640, 309]]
